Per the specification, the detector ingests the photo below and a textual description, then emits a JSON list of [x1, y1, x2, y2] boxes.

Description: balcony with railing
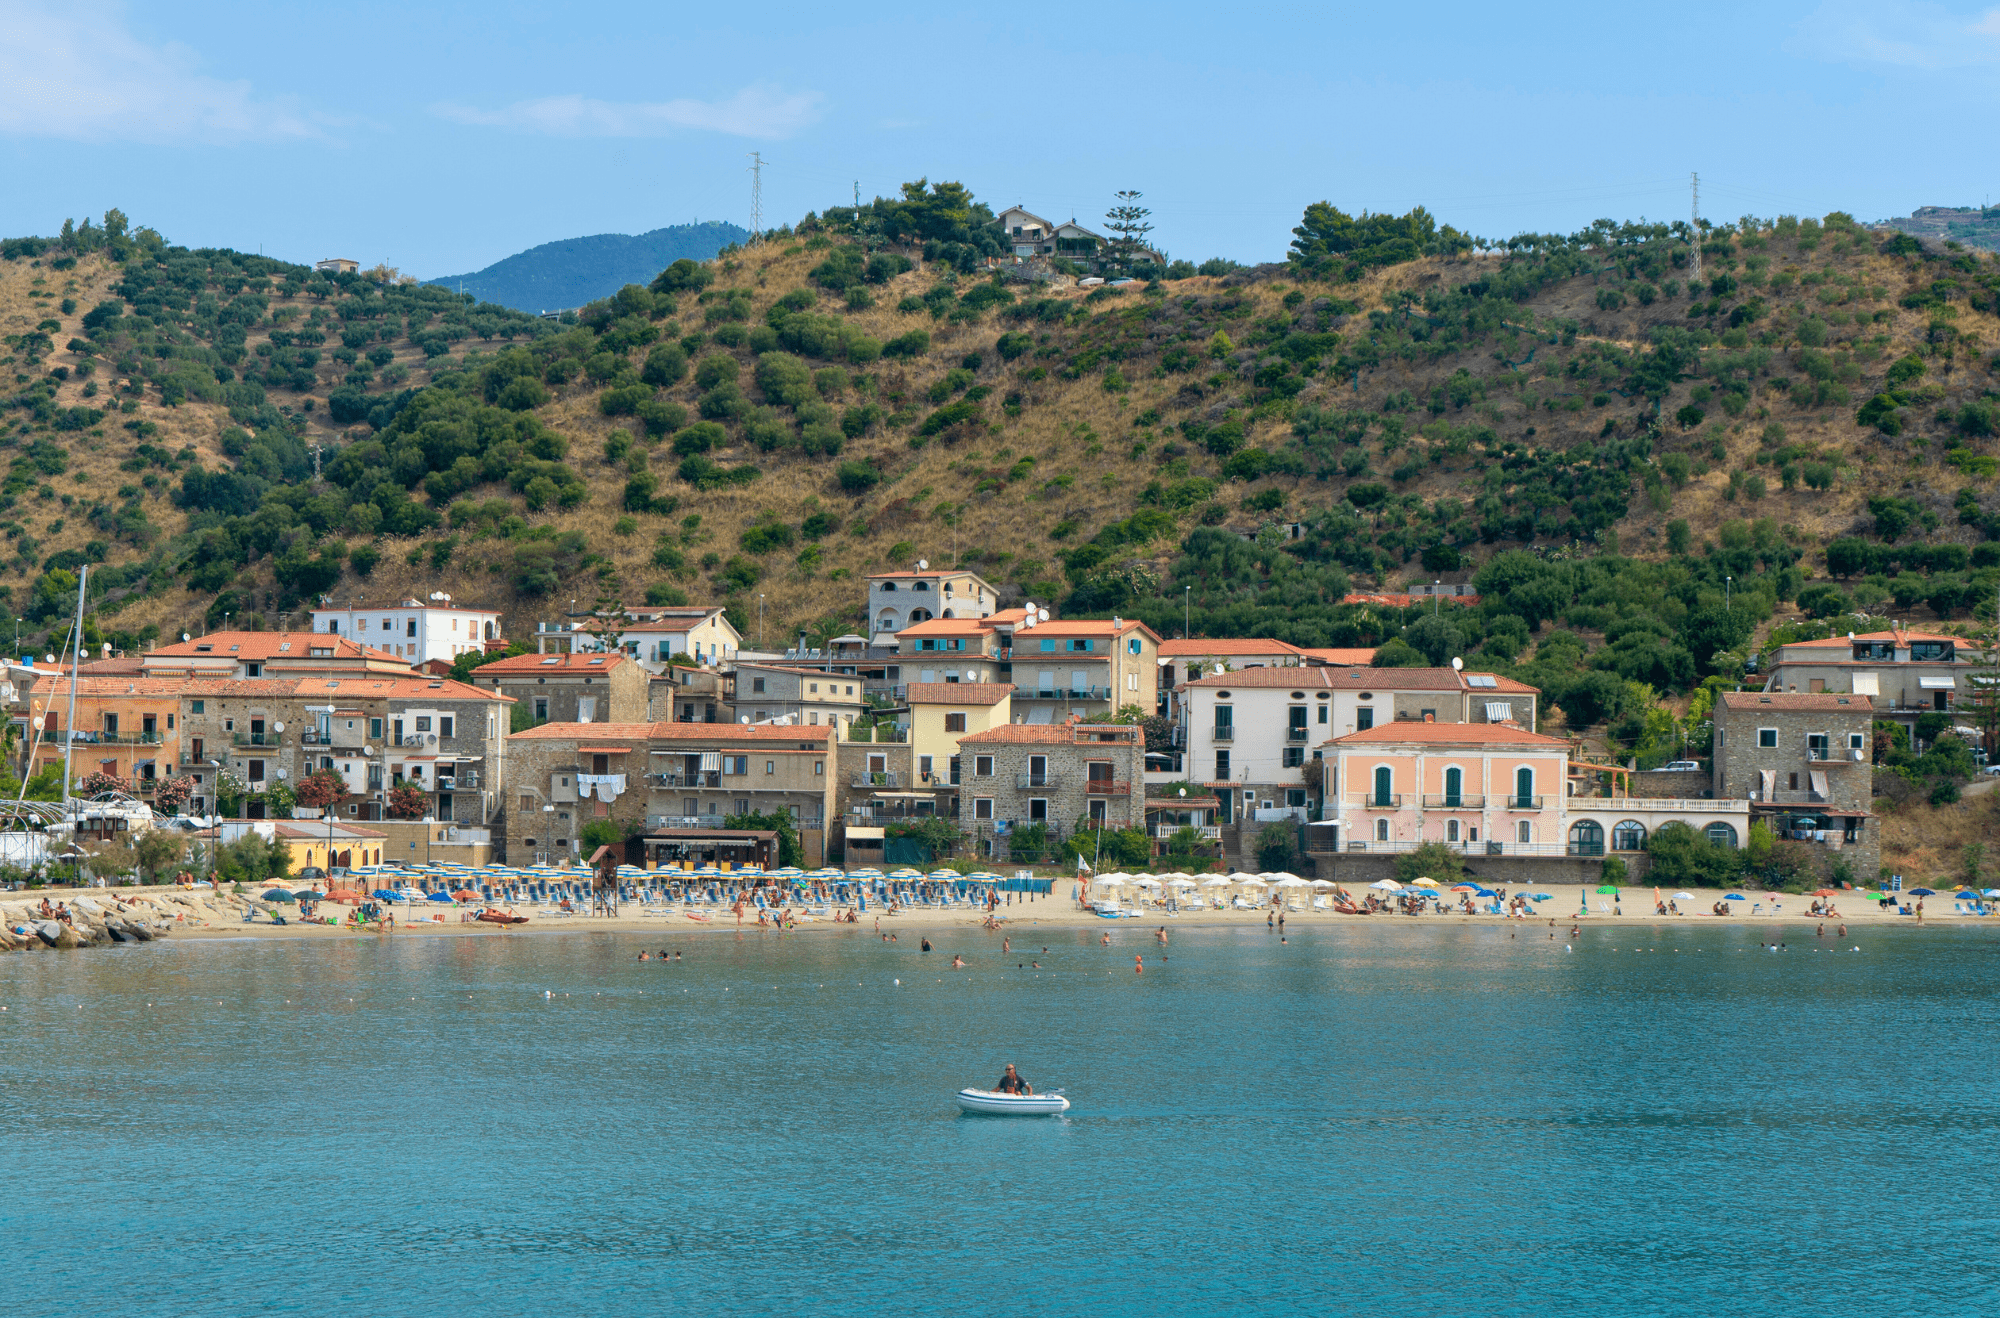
[[1340, 839, 1573, 857], [231, 732, 284, 747], [1286, 727, 1310, 742], [1420, 794, 1486, 809], [1152, 823, 1222, 839], [1085, 780, 1131, 795], [1016, 773, 1062, 789], [645, 770, 722, 789], [1502, 795, 1546, 810], [846, 802, 935, 822], [647, 813, 822, 831], [1351, 793, 1404, 810], [851, 770, 904, 789], [1013, 685, 1111, 701], [1211, 725, 1235, 742], [61, 730, 164, 745]]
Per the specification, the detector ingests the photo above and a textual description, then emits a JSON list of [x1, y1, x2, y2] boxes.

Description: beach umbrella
[[1165, 877, 1197, 888], [1954, 890, 1979, 900], [1310, 879, 1335, 890], [1595, 885, 1620, 895], [1526, 892, 1554, 901], [326, 888, 363, 903], [261, 888, 297, 903], [1409, 878, 1439, 889], [1450, 884, 1478, 892], [1236, 876, 1269, 886], [451, 888, 480, 901], [1369, 879, 1402, 891], [1130, 876, 1162, 888], [1272, 876, 1309, 888], [427, 891, 455, 904], [1673, 892, 1694, 901], [1723, 893, 1745, 901], [1263, 871, 1300, 884], [1199, 877, 1233, 888], [1909, 887, 1937, 896], [1813, 888, 1838, 897], [370, 889, 404, 902], [927, 869, 958, 879], [1985, 889, 2000, 898]]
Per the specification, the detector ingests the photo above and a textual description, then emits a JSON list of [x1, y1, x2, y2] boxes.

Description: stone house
[[651, 666, 728, 723], [471, 651, 649, 726], [141, 630, 413, 680], [1759, 628, 1977, 730], [22, 676, 188, 799], [1713, 691, 1878, 877], [732, 664, 870, 731], [954, 721, 1146, 840]]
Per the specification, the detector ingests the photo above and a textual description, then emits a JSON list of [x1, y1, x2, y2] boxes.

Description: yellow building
[[905, 682, 1014, 791], [200, 821, 387, 874]]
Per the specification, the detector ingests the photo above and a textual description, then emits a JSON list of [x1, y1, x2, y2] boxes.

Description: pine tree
[[1104, 191, 1155, 270]]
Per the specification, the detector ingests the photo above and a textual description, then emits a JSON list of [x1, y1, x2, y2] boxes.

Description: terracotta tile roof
[[1780, 629, 1959, 648], [868, 570, 994, 581], [905, 682, 1013, 705], [474, 652, 634, 674], [651, 722, 828, 742], [1009, 618, 1159, 640], [28, 677, 210, 698], [508, 722, 658, 741], [144, 632, 405, 663], [288, 676, 510, 701], [1717, 692, 1875, 712], [1295, 648, 1380, 666], [1158, 638, 1305, 658], [1324, 722, 1566, 747], [896, 618, 999, 637], [958, 724, 1141, 746]]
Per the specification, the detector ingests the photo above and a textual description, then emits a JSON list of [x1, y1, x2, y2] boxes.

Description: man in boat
[[994, 1063, 1033, 1095]]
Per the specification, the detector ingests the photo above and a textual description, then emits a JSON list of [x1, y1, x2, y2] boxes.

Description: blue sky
[[1, 0, 1996, 276]]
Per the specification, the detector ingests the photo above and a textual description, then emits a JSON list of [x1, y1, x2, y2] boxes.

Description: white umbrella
[[1265, 871, 1301, 884], [1369, 879, 1402, 891], [1164, 877, 1197, 888], [1673, 892, 1695, 900], [1200, 877, 1233, 888], [1130, 876, 1162, 888], [1100, 872, 1131, 882], [1236, 876, 1269, 887], [1310, 879, 1336, 890], [1095, 875, 1129, 887], [1166, 871, 1194, 881], [1273, 876, 1310, 888], [1409, 878, 1440, 889]]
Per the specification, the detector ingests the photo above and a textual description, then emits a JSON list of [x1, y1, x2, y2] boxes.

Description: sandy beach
[[4, 879, 1980, 949]]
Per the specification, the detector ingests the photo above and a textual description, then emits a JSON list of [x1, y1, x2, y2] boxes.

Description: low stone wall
[[1631, 770, 1711, 797], [1306, 851, 1653, 888]]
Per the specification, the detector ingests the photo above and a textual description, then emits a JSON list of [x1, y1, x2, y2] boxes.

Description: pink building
[[1323, 720, 1569, 854]]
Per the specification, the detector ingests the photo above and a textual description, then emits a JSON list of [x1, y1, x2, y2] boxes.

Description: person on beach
[[1155, 927, 1168, 945], [920, 937, 932, 952], [1003, 936, 1010, 953], [951, 954, 965, 968], [1100, 932, 1111, 946], [995, 1064, 1032, 1095]]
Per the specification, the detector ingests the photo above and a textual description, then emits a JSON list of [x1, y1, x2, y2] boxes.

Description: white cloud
[[0, 1, 315, 143], [433, 84, 822, 141], [1797, 1, 2000, 70]]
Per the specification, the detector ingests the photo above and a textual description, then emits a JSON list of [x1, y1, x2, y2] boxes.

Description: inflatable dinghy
[[955, 1088, 1069, 1116]]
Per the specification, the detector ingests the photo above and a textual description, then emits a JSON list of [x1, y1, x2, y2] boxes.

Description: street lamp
[[759, 594, 765, 647], [1184, 585, 1190, 639]]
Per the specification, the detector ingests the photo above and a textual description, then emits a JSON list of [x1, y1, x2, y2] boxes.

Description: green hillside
[[7, 187, 2000, 772], [426, 222, 749, 313]]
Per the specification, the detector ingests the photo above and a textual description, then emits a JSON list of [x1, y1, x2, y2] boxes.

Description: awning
[[871, 791, 935, 798], [845, 826, 886, 839], [1850, 674, 1879, 696], [1809, 769, 1829, 799], [1759, 769, 1776, 800], [699, 752, 721, 771], [1024, 706, 1056, 724], [1919, 676, 1956, 690], [1484, 702, 1511, 721]]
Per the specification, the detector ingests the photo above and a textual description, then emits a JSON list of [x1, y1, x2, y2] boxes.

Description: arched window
[[1569, 820, 1605, 856], [1613, 820, 1647, 851], [913, 581, 931, 592], [880, 582, 898, 592], [1375, 818, 1390, 842], [1514, 766, 1534, 808], [1705, 822, 1739, 848], [909, 608, 932, 624], [1372, 766, 1393, 807], [1446, 818, 1461, 843], [877, 609, 899, 630], [1443, 765, 1463, 807], [942, 609, 956, 619], [1517, 820, 1532, 844]]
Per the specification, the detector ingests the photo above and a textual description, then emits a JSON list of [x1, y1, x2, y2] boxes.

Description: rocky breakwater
[[0, 888, 230, 951]]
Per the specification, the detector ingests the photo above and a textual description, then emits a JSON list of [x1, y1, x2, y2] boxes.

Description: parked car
[[1661, 760, 1702, 772], [1981, 764, 2000, 776], [1742, 654, 1760, 674]]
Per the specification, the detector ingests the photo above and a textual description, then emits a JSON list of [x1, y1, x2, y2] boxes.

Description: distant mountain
[[1876, 205, 2000, 253], [427, 221, 750, 312]]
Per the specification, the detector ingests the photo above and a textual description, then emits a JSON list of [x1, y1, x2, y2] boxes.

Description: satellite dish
[[740, 716, 751, 724], [1039, 609, 1050, 622], [1451, 657, 1463, 671], [1847, 631, 1856, 640], [427, 733, 437, 744], [917, 559, 928, 570], [365, 745, 376, 756], [277, 769, 289, 779], [273, 722, 286, 732], [181, 632, 190, 642], [1023, 602, 1036, 613]]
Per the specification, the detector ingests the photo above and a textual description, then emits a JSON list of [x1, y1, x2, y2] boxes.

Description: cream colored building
[[905, 682, 1014, 790]]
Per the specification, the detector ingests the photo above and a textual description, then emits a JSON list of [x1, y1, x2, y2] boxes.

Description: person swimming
[[951, 954, 966, 968]]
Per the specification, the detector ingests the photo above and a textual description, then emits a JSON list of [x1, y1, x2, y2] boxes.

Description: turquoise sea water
[[2, 921, 1997, 1316]]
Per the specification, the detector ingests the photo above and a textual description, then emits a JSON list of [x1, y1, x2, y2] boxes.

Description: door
[[1037, 670, 1055, 696], [250, 718, 265, 746], [1288, 706, 1307, 742], [393, 718, 405, 745], [1514, 767, 1534, 809], [1088, 761, 1113, 789], [1028, 754, 1048, 787], [1443, 766, 1462, 808], [1373, 766, 1393, 808], [1070, 670, 1088, 698]]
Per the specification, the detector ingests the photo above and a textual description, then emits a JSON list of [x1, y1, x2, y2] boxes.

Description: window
[[1613, 820, 1647, 851], [1446, 819, 1460, 843], [1215, 750, 1230, 779], [918, 755, 933, 779], [1318, 705, 1328, 724], [1282, 746, 1304, 768], [534, 699, 548, 722], [439, 716, 454, 739], [809, 683, 820, 694], [406, 619, 418, 637], [1569, 820, 1605, 855], [1705, 822, 1739, 847], [1375, 818, 1389, 841], [1514, 767, 1534, 808], [1355, 707, 1374, 731], [520, 794, 537, 812], [766, 760, 775, 775], [1517, 821, 1532, 844], [944, 712, 967, 732], [974, 798, 994, 820], [722, 755, 749, 775], [1372, 766, 1393, 807], [1127, 638, 1141, 654], [815, 761, 824, 776], [975, 755, 994, 777], [1213, 705, 1233, 739], [1039, 639, 1055, 652], [191, 700, 205, 715], [369, 718, 383, 740], [752, 677, 766, 693], [1849, 732, 1865, 750], [1028, 798, 1048, 822], [1758, 728, 1778, 748]]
